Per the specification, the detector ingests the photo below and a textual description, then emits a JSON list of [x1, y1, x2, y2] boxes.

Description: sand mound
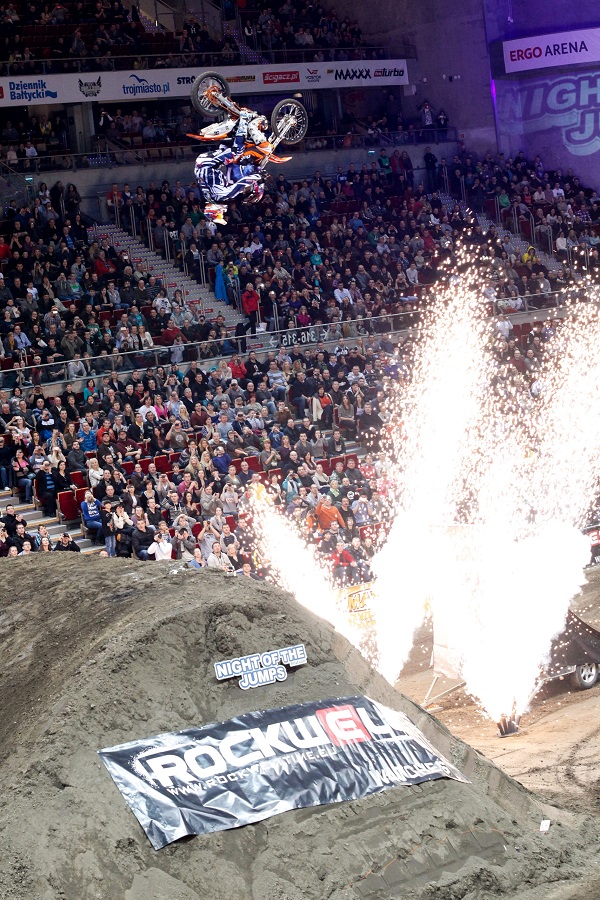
[[1, 555, 599, 900]]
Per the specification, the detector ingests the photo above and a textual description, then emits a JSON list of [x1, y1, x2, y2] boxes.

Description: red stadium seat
[[154, 454, 170, 473], [58, 488, 87, 523]]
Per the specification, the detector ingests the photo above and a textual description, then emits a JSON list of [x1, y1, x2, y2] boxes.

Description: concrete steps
[[439, 191, 561, 274], [88, 225, 246, 330], [0, 492, 99, 551]]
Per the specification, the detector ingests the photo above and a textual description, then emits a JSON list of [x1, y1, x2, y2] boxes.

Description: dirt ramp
[[0, 555, 598, 900]]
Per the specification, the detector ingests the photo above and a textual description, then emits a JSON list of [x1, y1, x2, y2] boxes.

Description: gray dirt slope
[[0, 554, 599, 900]]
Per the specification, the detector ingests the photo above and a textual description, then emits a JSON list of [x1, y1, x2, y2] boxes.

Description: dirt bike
[[189, 69, 309, 170]]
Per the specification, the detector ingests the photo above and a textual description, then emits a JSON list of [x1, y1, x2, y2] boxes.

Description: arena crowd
[[0, 141, 598, 579]]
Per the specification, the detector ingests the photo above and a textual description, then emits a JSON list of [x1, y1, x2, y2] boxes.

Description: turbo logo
[[373, 67, 405, 78], [501, 73, 600, 156]]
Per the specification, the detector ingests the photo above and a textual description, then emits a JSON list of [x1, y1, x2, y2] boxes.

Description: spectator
[[54, 532, 82, 552], [241, 283, 259, 336], [207, 540, 234, 571], [0, 435, 12, 491], [81, 490, 103, 543], [132, 518, 154, 559], [148, 530, 173, 561], [35, 458, 58, 516]]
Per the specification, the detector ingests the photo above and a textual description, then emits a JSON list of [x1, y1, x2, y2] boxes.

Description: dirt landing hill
[[1, 555, 599, 900]]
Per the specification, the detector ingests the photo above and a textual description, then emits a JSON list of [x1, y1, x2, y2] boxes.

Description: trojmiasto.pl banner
[[98, 696, 466, 849]]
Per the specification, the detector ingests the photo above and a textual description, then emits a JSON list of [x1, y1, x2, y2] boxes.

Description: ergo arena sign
[[503, 27, 600, 74]]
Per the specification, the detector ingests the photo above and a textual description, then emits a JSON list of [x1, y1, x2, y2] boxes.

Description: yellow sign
[[339, 582, 376, 627]]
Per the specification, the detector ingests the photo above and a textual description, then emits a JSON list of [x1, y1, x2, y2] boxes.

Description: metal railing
[[90, 208, 211, 289], [227, 43, 392, 65], [0, 43, 394, 76], [0, 293, 582, 395], [12, 128, 460, 177], [0, 314, 413, 394], [141, 0, 177, 32], [0, 160, 36, 208]]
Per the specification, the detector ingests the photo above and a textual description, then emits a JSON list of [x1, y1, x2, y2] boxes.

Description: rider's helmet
[[256, 116, 268, 132]]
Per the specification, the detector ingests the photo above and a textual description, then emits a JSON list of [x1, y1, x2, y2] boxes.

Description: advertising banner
[[0, 59, 409, 108], [99, 695, 466, 849], [494, 70, 600, 162], [502, 27, 600, 74], [338, 581, 376, 627], [214, 643, 308, 689]]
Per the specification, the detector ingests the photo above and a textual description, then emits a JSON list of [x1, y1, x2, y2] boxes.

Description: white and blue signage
[[214, 644, 307, 689]]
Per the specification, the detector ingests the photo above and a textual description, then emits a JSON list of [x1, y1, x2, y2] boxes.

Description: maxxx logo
[[8, 79, 57, 101], [503, 73, 600, 156], [334, 67, 372, 81], [123, 74, 171, 97]]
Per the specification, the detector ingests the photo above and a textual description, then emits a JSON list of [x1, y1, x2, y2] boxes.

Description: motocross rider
[[194, 109, 270, 207]]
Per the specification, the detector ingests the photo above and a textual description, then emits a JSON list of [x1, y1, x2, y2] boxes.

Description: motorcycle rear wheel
[[270, 99, 309, 144], [191, 70, 231, 119]]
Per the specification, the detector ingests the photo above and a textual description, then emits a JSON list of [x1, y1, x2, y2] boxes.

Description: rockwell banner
[[99, 696, 466, 849]]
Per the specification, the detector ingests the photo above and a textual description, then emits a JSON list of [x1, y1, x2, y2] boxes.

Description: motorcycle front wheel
[[270, 99, 309, 144], [190, 70, 231, 119]]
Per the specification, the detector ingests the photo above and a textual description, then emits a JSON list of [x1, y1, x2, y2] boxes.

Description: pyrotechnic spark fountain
[[444, 299, 600, 723], [245, 237, 600, 729], [372, 256, 496, 686], [376, 270, 600, 726], [427, 522, 589, 723], [249, 491, 358, 643]]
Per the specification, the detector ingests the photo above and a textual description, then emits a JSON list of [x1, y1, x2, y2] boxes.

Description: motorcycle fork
[[258, 128, 289, 170], [209, 89, 242, 119]]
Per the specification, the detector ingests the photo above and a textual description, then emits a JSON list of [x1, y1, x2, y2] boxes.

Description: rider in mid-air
[[194, 110, 271, 221]]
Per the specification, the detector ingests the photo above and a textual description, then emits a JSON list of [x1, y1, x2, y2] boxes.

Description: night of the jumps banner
[[99, 696, 467, 849]]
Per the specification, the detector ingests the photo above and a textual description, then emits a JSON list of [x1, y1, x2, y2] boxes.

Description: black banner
[[99, 696, 466, 849]]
